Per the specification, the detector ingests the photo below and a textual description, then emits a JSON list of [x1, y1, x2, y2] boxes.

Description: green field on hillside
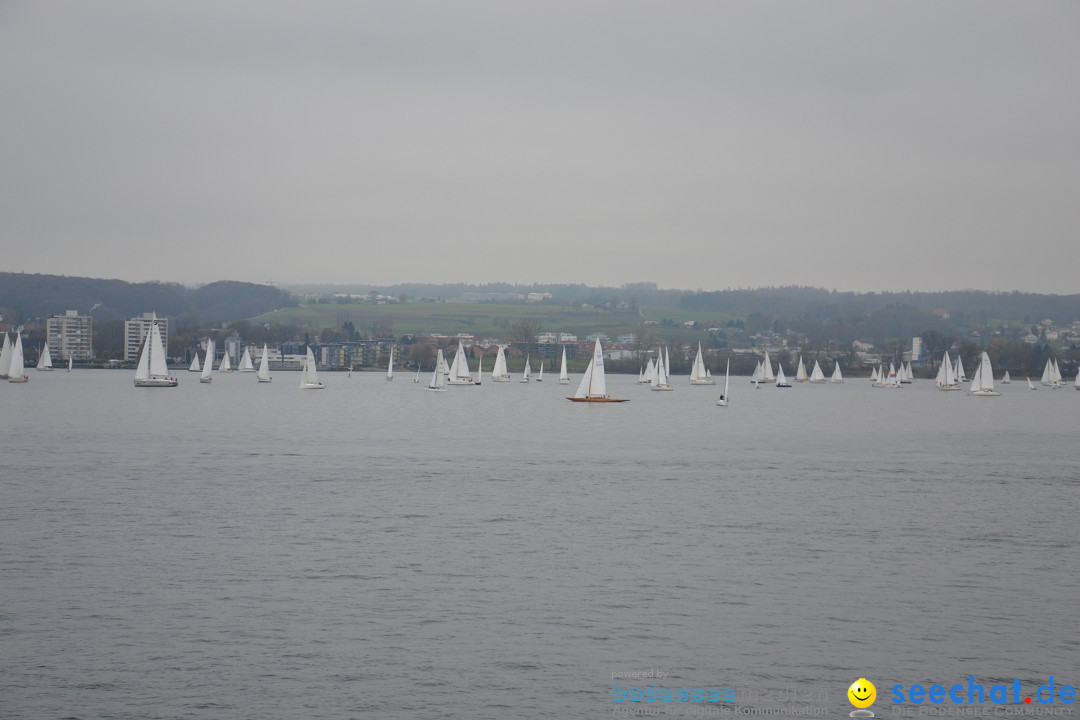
[[253, 302, 735, 340]]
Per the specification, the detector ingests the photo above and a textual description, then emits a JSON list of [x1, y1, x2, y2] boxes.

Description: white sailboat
[[536, 360, 543, 382], [1001, 370, 1011, 384], [299, 346, 325, 389], [491, 345, 511, 382], [809, 360, 826, 383], [955, 355, 967, 383], [795, 356, 808, 382], [133, 317, 177, 387], [968, 351, 1001, 396], [651, 346, 673, 391], [1027, 377, 1037, 391], [716, 357, 730, 406], [520, 355, 532, 383], [36, 341, 54, 370], [447, 343, 474, 385], [0, 332, 11, 378], [750, 359, 764, 384], [689, 343, 715, 384], [775, 363, 791, 387], [829, 361, 844, 383], [869, 365, 880, 383], [67, 355, 73, 372], [257, 343, 272, 383], [567, 338, 627, 402], [188, 352, 201, 372], [937, 351, 961, 390], [1053, 359, 1064, 388], [200, 339, 214, 383], [558, 346, 570, 385], [642, 356, 657, 384], [7, 331, 29, 383], [901, 361, 914, 383], [238, 347, 256, 372], [218, 348, 232, 373], [414, 364, 421, 383], [386, 346, 394, 381], [761, 350, 776, 382], [475, 354, 482, 385], [428, 348, 448, 391], [1075, 372, 1080, 391]]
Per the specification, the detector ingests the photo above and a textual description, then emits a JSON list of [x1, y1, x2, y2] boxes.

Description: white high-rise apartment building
[[46, 310, 94, 360], [124, 313, 169, 362]]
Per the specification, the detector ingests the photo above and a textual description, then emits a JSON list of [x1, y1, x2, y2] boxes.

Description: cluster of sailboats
[[425, 343, 571, 390], [12, 320, 1080, 399], [0, 331, 76, 382], [747, 350, 845, 388]]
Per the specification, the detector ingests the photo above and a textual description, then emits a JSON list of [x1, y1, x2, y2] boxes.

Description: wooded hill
[[0, 272, 296, 325]]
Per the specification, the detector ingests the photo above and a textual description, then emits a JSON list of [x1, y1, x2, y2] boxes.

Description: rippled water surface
[[2, 370, 1077, 718]]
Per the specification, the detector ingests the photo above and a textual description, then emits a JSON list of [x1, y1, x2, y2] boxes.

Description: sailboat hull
[[258, 377, 272, 383], [299, 383, 325, 389], [566, 396, 629, 402], [135, 377, 178, 387], [650, 385, 674, 391], [200, 377, 213, 383], [689, 378, 715, 385], [968, 389, 1001, 396], [558, 379, 570, 385], [8, 375, 29, 383]]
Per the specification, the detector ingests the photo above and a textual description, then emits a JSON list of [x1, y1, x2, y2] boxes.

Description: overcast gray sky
[[1, 1, 1078, 292]]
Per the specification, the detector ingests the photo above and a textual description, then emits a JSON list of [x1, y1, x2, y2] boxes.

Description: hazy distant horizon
[[2, 2, 1078, 293], [5, 268, 1079, 298]]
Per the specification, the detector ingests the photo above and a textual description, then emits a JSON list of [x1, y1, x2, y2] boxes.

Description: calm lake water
[[2, 369, 1077, 719]]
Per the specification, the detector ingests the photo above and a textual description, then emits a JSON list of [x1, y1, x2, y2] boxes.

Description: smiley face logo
[[848, 678, 876, 709]]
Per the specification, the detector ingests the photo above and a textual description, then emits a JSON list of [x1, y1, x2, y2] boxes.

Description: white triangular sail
[[188, 353, 201, 372], [218, 348, 232, 372], [8, 331, 27, 382], [651, 346, 672, 390], [1002, 370, 1011, 384], [300, 346, 324, 388], [795, 356, 808, 382], [830, 361, 843, 383], [1053, 359, 1063, 384], [536, 361, 543, 382], [903, 361, 914, 383], [492, 345, 510, 381], [37, 342, 53, 370], [969, 352, 999, 395], [448, 343, 473, 384], [751, 360, 763, 383], [429, 349, 448, 390], [134, 317, 175, 386], [689, 343, 713, 384], [0, 332, 11, 378], [559, 346, 570, 384], [1040, 358, 1052, 385], [955, 355, 966, 382], [201, 340, 214, 382], [717, 357, 730, 406], [386, 346, 395, 380], [68, 355, 73, 372], [238, 347, 255, 372], [573, 339, 609, 399], [762, 350, 775, 381], [521, 355, 532, 382], [809, 360, 826, 382], [257, 343, 272, 382], [1028, 377, 1036, 390], [775, 363, 789, 386], [643, 357, 657, 383]]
